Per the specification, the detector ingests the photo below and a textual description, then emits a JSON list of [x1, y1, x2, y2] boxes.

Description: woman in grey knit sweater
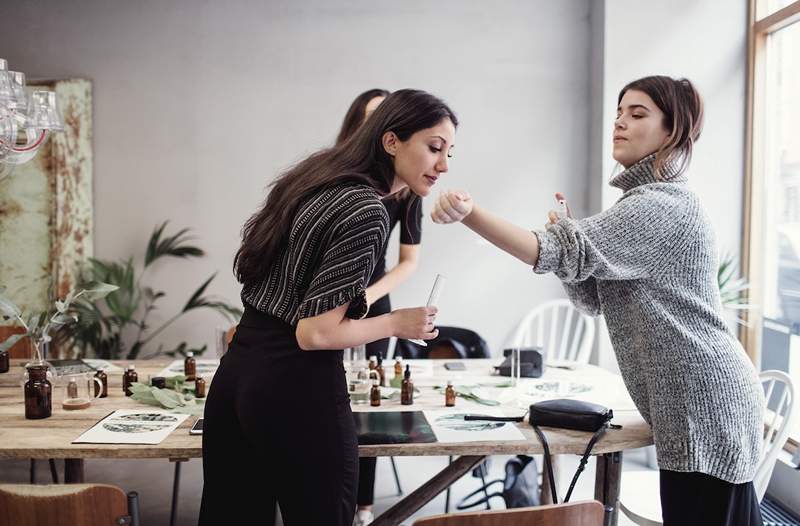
[[432, 76, 764, 526]]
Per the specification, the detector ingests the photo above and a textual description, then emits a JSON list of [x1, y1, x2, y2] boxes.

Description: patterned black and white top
[[241, 183, 390, 325]]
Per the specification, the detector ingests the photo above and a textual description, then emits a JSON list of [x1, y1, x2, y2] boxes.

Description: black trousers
[[358, 294, 392, 506], [199, 306, 358, 526], [660, 470, 763, 526]]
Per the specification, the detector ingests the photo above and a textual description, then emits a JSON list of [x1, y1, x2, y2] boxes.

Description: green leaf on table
[[152, 388, 184, 409]]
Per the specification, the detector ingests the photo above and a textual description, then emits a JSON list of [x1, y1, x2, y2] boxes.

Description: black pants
[[199, 306, 358, 526], [357, 294, 391, 506], [660, 470, 763, 526]]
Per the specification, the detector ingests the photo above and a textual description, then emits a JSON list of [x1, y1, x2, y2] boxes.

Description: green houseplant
[[71, 222, 242, 360]]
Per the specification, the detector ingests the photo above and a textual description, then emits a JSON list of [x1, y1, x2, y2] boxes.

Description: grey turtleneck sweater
[[534, 155, 764, 483]]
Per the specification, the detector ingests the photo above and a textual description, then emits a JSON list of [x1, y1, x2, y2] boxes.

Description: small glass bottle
[[394, 356, 403, 378], [123, 365, 138, 396], [401, 364, 413, 406], [184, 352, 196, 381], [376, 356, 386, 387], [0, 349, 9, 373], [195, 376, 206, 398], [445, 380, 456, 407], [368, 355, 377, 371], [370, 379, 381, 407], [151, 376, 166, 389], [94, 369, 108, 398], [24, 364, 52, 419]]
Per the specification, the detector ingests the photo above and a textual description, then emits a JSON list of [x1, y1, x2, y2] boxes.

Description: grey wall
[[0, 0, 592, 355]]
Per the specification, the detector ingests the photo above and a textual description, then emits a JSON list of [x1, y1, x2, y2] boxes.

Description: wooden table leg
[[371, 455, 485, 526], [64, 459, 85, 483], [594, 452, 622, 526]]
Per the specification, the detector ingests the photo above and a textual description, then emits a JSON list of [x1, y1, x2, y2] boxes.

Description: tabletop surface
[[0, 357, 653, 459]]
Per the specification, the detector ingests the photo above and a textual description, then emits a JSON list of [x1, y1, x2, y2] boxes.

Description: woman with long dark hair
[[432, 76, 764, 526], [335, 89, 426, 526], [199, 89, 457, 526]]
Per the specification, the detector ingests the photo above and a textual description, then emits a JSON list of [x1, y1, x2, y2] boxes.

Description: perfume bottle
[[370, 379, 381, 407], [445, 380, 456, 407], [24, 364, 52, 419], [401, 364, 413, 406], [184, 352, 196, 381], [122, 365, 138, 396]]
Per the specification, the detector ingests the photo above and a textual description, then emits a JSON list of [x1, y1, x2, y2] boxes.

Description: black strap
[[455, 479, 504, 510], [533, 424, 607, 504]]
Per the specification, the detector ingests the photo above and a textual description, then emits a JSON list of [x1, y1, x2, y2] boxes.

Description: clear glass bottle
[[445, 380, 456, 407], [24, 363, 51, 419], [184, 352, 196, 381], [376, 356, 385, 386]]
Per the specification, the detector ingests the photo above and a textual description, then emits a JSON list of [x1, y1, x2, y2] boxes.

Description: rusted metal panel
[[0, 79, 93, 358]]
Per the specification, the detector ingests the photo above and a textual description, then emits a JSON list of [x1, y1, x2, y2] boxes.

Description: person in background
[[336, 88, 425, 526], [432, 76, 764, 526]]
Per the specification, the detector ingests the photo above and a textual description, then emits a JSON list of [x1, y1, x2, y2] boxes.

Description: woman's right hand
[[431, 191, 473, 224], [390, 306, 439, 340]]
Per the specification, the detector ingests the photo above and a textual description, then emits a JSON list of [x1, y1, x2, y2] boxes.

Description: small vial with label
[[184, 352, 196, 381], [370, 379, 381, 407], [123, 365, 138, 396], [401, 365, 413, 405], [445, 380, 456, 407], [195, 376, 206, 398]]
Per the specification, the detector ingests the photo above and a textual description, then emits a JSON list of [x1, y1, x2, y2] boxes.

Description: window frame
[[743, 0, 800, 450]]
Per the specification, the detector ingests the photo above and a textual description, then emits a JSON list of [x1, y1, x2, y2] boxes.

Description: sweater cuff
[[533, 228, 562, 274]]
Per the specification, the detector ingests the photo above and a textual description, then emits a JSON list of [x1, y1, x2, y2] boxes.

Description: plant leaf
[[145, 222, 204, 267], [0, 333, 25, 353], [0, 293, 21, 319], [182, 274, 216, 313], [81, 282, 120, 301]]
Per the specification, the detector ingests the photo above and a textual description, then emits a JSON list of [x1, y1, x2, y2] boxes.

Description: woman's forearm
[[297, 312, 395, 350], [366, 260, 417, 304], [463, 204, 540, 266]]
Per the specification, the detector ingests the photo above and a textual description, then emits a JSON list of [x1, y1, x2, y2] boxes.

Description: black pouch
[[528, 399, 615, 504]]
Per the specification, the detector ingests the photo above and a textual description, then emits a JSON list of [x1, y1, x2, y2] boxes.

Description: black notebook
[[352, 411, 437, 445]]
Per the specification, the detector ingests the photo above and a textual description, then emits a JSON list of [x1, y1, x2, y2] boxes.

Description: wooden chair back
[[0, 483, 130, 526], [412, 500, 604, 526]]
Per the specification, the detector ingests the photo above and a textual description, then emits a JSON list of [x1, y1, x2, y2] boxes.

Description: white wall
[[589, 0, 748, 370], [0, 0, 593, 355]]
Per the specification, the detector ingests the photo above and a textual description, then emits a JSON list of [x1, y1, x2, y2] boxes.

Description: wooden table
[[0, 358, 652, 525]]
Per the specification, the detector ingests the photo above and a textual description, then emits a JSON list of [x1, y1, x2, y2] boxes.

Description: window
[[745, 0, 800, 449]]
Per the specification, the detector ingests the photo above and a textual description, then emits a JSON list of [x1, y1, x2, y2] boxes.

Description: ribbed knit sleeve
[[533, 187, 688, 282]]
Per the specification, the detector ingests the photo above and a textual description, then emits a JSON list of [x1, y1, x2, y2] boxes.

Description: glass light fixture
[[0, 58, 63, 179]]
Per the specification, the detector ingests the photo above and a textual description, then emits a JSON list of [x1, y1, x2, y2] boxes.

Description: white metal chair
[[618, 369, 796, 525], [509, 299, 595, 364]]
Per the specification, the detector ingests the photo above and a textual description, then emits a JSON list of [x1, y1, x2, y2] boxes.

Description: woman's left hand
[[432, 190, 474, 224], [545, 191, 571, 228]]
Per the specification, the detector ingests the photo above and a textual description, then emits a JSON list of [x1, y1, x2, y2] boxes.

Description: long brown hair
[[336, 88, 390, 146], [234, 89, 458, 285], [618, 76, 704, 179]]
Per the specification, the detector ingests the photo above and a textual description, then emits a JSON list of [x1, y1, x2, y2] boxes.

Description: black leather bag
[[529, 399, 615, 504]]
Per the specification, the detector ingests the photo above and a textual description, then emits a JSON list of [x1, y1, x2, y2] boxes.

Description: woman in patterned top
[[199, 89, 457, 526], [335, 89, 426, 526]]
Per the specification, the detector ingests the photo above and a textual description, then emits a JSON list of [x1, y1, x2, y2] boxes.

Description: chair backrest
[[396, 326, 492, 360], [412, 500, 604, 526], [754, 370, 796, 500], [0, 483, 132, 526], [509, 300, 595, 364]]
